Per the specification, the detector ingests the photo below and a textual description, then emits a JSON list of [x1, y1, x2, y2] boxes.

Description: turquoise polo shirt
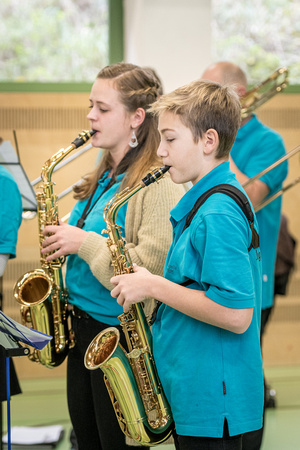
[[231, 115, 287, 309], [153, 162, 263, 437], [66, 171, 127, 325], [0, 166, 22, 258]]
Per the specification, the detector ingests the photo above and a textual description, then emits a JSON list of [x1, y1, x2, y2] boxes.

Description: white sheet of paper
[[2, 425, 63, 445]]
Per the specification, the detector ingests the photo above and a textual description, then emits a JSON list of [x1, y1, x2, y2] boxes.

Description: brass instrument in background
[[256, 175, 300, 212], [13, 130, 95, 368], [243, 144, 300, 212], [238, 67, 300, 209], [241, 67, 288, 119], [84, 166, 174, 446]]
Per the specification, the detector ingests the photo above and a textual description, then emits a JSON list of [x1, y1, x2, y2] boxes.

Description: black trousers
[[67, 313, 149, 450], [173, 420, 242, 450], [241, 307, 271, 450]]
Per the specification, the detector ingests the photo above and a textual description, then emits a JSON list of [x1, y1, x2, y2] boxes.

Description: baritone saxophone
[[13, 130, 95, 368], [84, 165, 174, 446]]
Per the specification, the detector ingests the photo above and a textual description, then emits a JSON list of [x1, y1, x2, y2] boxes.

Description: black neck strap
[[76, 178, 115, 229], [183, 184, 259, 251]]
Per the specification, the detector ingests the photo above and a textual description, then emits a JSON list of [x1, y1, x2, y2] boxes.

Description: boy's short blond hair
[[149, 79, 241, 159]]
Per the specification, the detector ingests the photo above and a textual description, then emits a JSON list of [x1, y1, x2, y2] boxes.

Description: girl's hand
[[110, 265, 154, 312], [41, 220, 88, 260]]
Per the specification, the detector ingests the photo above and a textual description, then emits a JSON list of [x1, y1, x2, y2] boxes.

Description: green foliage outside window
[[0, 0, 108, 83], [212, 0, 300, 85]]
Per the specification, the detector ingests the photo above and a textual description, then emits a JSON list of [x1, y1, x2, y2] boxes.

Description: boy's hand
[[110, 265, 153, 312]]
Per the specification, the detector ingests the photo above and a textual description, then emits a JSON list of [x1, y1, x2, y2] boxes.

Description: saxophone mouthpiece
[[142, 165, 170, 186], [161, 165, 171, 173], [72, 130, 96, 148]]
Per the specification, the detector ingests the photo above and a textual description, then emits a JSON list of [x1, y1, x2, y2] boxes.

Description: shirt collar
[[98, 170, 126, 187], [170, 161, 231, 223]]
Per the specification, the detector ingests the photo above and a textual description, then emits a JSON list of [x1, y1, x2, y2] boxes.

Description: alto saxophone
[[13, 130, 95, 368], [84, 166, 174, 446]]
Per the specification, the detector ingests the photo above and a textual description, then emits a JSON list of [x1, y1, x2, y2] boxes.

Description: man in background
[[201, 62, 288, 450]]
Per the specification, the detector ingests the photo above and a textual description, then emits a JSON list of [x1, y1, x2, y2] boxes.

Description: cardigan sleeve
[[78, 176, 185, 293]]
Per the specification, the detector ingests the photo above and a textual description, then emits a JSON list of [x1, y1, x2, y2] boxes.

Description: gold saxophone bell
[[85, 328, 119, 369], [85, 326, 174, 446], [14, 269, 52, 306]]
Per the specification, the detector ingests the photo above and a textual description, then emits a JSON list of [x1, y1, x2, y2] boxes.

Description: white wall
[[124, 0, 212, 93]]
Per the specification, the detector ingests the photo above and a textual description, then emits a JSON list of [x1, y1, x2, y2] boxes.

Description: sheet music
[[0, 310, 52, 350], [0, 331, 21, 350]]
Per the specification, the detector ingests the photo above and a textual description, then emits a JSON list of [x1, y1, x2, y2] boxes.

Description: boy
[[111, 80, 264, 450]]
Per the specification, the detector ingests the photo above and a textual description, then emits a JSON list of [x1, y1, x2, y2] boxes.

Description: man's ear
[[238, 85, 247, 97], [203, 128, 219, 154], [131, 107, 146, 128]]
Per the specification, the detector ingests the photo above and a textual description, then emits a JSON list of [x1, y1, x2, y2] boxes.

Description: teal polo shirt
[[153, 162, 263, 437], [231, 115, 287, 309], [0, 166, 22, 258], [66, 171, 127, 325]]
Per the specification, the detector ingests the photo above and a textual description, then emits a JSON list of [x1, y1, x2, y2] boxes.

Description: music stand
[[0, 131, 37, 212], [0, 311, 52, 450]]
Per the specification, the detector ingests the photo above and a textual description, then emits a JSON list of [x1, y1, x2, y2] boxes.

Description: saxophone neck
[[41, 146, 74, 183], [41, 130, 95, 183], [103, 184, 142, 227]]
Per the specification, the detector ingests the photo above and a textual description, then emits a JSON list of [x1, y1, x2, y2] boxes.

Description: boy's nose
[[157, 142, 165, 157]]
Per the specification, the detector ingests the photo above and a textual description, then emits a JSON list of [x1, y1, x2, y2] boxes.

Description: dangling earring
[[129, 130, 138, 148]]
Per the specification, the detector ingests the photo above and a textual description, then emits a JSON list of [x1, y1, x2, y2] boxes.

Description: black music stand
[[0, 311, 52, 450], [0, 132, 37, 212]]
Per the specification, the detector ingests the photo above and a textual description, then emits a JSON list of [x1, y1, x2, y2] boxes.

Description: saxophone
[[84, 166, 174, 446], [13, 130, 95, 368]]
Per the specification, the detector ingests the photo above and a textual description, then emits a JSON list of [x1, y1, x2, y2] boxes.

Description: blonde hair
[[149, 79, 241, 159], [74, 63, 162, 200]]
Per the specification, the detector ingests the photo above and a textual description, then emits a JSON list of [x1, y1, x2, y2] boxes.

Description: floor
[[1, 365, 300, 449]]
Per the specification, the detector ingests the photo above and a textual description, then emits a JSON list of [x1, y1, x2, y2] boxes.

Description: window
[[0, 0, 108, 84], [212, 0, 300, 86]]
